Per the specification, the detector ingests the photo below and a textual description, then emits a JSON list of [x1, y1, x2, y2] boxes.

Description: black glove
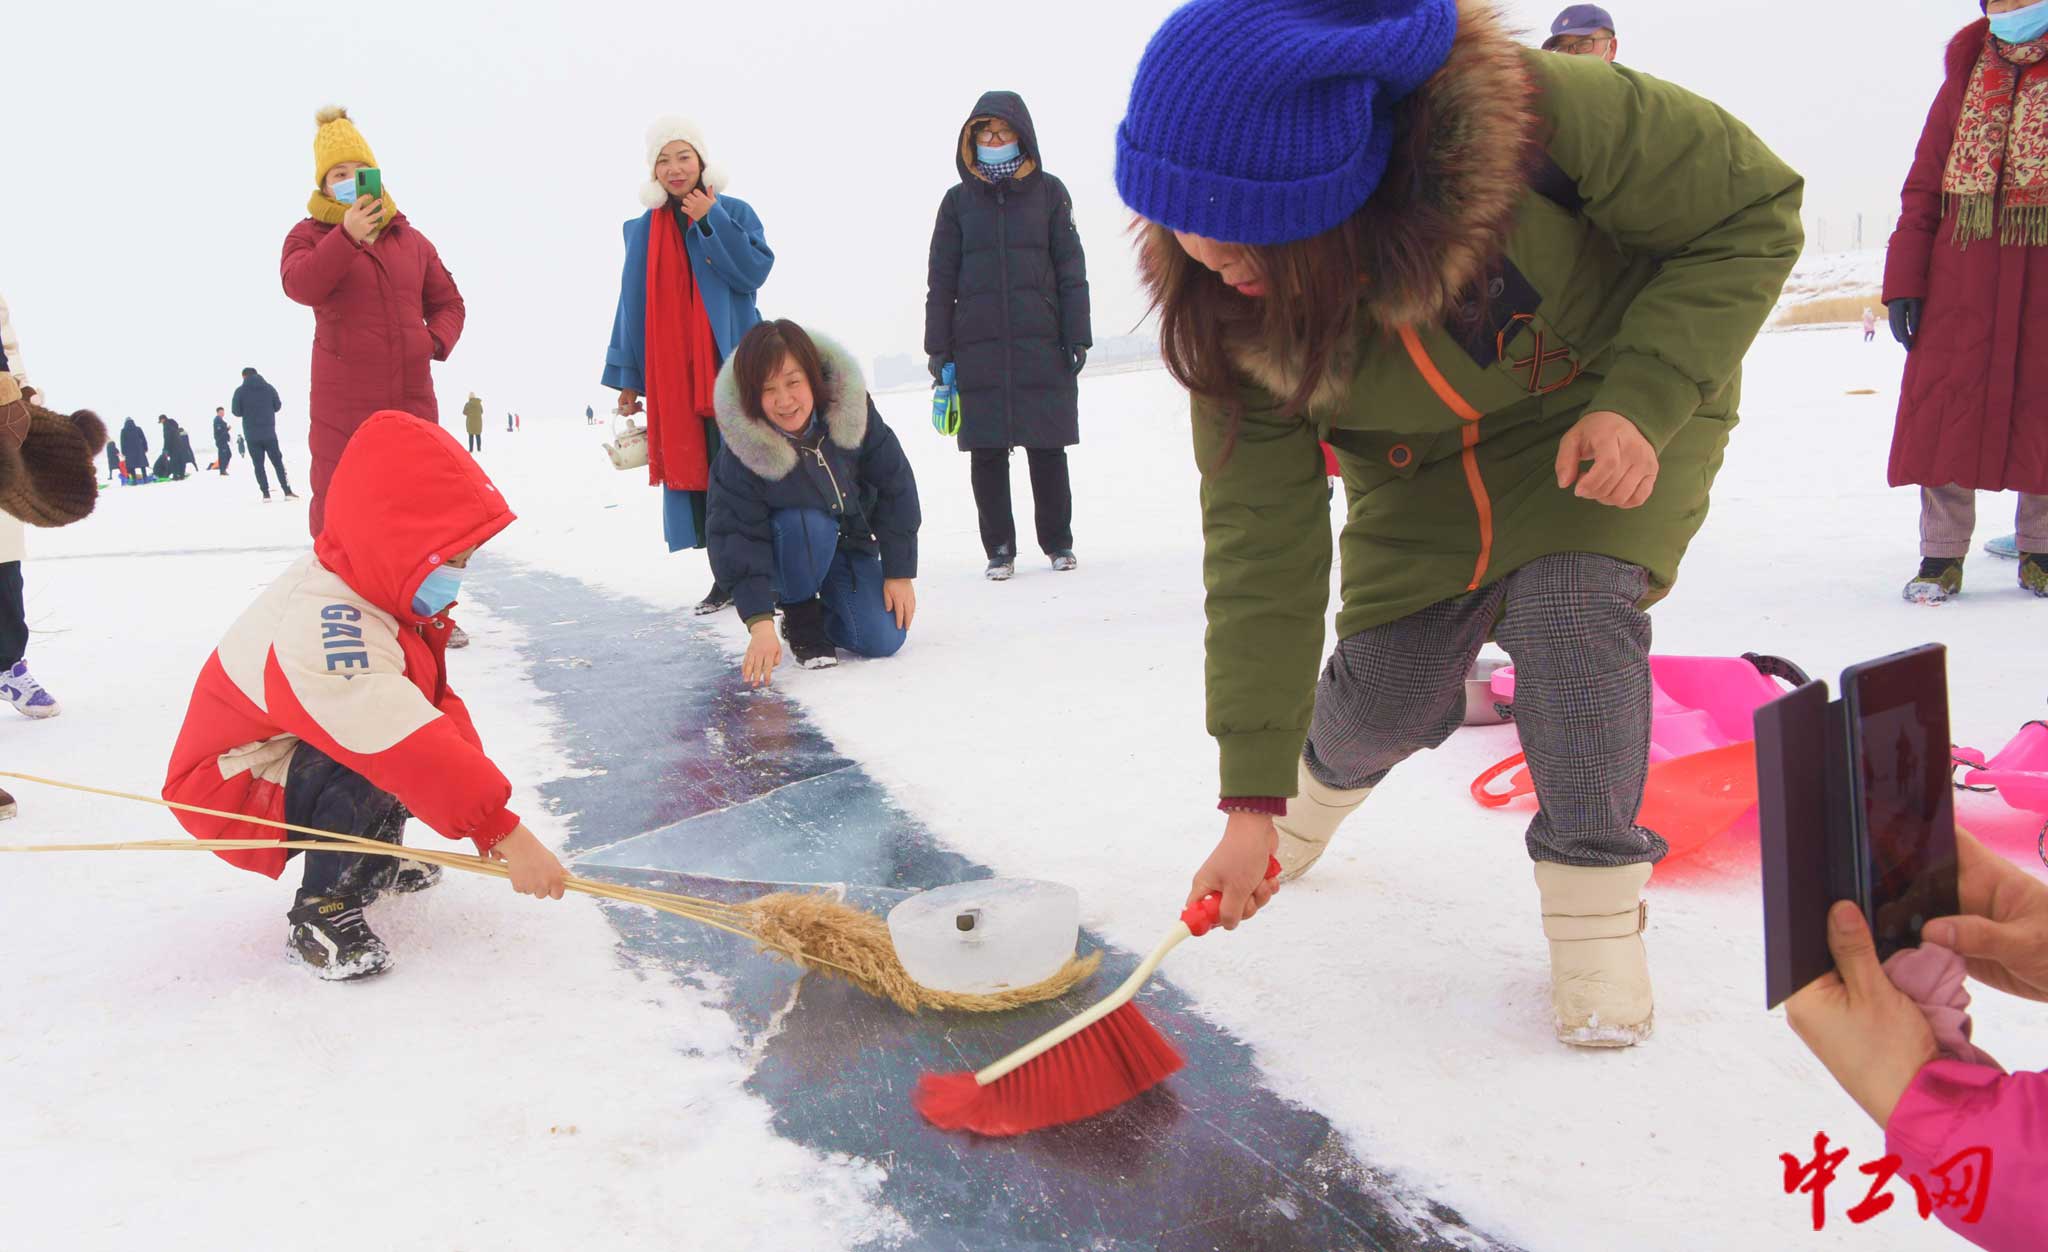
[[1068, 346, 1088, 375], [1887, 298, 1922, 351], [928, 354, 950, 382]]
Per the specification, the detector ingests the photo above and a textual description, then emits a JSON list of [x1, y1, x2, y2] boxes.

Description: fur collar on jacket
[[1232, 0, 1540, 412], [713, 333, 868, 481]]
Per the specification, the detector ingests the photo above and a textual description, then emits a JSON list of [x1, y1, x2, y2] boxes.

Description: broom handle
[[974, 924, 1193, 1085], [973, 856, 1281, 1085]]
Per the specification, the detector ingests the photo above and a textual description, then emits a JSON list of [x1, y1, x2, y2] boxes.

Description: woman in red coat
[[282, 106, 465, 545], [1885, 1, 2048, 603]]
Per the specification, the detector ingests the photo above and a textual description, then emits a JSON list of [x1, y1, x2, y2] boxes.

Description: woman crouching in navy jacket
[[708, 320, 921, 683]]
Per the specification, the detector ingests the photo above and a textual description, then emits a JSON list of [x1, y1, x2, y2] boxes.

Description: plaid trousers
[[1304, 552, 1668, 867]]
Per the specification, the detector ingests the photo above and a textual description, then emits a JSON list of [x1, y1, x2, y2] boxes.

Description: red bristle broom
[[914, 857, 1280, 1136]]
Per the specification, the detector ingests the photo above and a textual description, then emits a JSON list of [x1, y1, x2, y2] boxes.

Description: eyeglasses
[[1552, 34, 1613, 55]]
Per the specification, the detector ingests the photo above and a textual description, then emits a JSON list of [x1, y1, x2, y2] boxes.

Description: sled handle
[[1471, 753, 1535, 809], [1181, 857, 1283, 937]]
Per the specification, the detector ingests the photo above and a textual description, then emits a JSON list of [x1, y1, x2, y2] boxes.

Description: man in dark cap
[[1543, 4, 1618, 61]]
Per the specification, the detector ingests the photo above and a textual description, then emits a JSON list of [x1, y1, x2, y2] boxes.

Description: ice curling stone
[[886, 879, 1081, 995]]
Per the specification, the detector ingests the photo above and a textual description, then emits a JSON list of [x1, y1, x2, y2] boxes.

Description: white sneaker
[[1535, 861, 1654, 1047], [1273, 757, 1371, 882], [0, 661, 61, 719]]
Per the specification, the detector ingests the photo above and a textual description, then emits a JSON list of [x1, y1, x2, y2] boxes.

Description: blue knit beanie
[[1116, 0, 1460, 246]]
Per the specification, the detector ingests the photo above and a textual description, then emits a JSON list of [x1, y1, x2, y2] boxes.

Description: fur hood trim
[[638, 116, 732, 210], [713, 333, 868, 481], [1232, 0, 1540, 411]]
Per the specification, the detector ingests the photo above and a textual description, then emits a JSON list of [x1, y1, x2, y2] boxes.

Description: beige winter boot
[[1273, 758, 1372, 883], [1534, 861, 1654, 1048]]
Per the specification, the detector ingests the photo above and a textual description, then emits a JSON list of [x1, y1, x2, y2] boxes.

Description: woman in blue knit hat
[[1118, 0, 1804, 1047]]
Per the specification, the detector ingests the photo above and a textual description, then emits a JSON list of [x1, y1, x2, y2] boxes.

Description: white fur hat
[[639, 116, 730, 209]]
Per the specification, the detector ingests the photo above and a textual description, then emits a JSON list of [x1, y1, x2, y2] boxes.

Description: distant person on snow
[[585, 404, 595, 425], [283, 106, 465, 545], [156, 416, 196, 480], [162, 412, 567, 983], [1542, 3, 1618, 60], [1886, 0, 2048, 603], [1862, 306, 1877, 341], [119, 417, 149, 485], [232, 366, 296, 502], [603, 117, 773, 617], [212, 407, 233, 475], [104, 440, 120, 482], [463, 392, 484, 452], [924, 91, 1091, 581], [707, 320, 921, 679], [1116, 0, 1801, 1049]]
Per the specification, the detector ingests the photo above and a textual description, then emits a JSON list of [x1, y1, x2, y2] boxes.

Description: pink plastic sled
[[1953, 720, 2048, 816], [1471, 654, 1805, 859]]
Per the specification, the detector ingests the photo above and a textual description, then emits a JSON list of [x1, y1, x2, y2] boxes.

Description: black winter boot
[[779, 597, 839, 669], [693, 581, 734, 616], [286, 892, 392, 981]]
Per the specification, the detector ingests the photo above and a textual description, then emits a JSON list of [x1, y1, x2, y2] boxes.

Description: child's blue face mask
[[1990, 2, 2048, 45], [413, 564, 464, 618], [977, 140, 1022, 164]]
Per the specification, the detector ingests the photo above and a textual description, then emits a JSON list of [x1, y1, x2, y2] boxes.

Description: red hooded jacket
[[281, 214, 465, 536], [1883, 19, 2048, 495], [163, 412, 518, 877]]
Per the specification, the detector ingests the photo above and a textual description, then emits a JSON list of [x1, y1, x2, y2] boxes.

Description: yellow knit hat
[[312, 105, 378, 188]]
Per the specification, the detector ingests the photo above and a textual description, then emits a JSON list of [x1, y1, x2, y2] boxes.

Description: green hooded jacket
[[1196, 31, 1804, 799]]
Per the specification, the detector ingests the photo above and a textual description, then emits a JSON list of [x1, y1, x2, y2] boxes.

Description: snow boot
[[692, 582, 734, 616], [2021, 553, 2048, 598], [1050, 550, 1078, 572], [0, 661, 61, 719], [779, 597, 839, 669], [985, 545, 1016, 581], [1902, 557, 1963, 605], [1273, 757, 1372, 883], [1985, 533, 2020, 559], [1535, 861, 1654, 1047], [286, 892, 393, 982], [0, 786, 15, 821]]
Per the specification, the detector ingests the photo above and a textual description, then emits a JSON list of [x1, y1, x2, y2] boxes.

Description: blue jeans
[[771, 509, 908, 659]]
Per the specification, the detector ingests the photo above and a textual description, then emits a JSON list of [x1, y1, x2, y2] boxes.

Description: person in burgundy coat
[[1885, 1, 2048, 604], [282, 106, 465, 545]]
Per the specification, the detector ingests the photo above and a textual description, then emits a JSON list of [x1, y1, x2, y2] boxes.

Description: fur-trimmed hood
[[713, 333, 868, 481], [1232, 0, 1538, 411], [638, 116, 733, 210]]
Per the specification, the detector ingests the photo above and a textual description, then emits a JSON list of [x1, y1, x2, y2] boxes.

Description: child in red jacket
[[163, 411, 564, 981]]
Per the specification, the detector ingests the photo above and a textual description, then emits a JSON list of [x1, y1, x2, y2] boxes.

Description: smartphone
[[1840, 644, 1957, 961], [355, 167, 382, 201]]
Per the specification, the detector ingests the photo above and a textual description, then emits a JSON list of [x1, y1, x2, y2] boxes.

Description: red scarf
[[642, 206, 721, 490]]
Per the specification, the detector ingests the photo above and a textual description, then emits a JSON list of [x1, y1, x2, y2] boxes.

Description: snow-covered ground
[[4, 324, 2044, 1250]]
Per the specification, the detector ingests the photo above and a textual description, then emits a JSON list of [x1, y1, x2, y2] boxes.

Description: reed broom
[[0, 771, 1097, 1014]]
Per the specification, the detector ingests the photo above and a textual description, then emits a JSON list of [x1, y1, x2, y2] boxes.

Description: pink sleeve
[[1885, 1060, 2048, 1251]]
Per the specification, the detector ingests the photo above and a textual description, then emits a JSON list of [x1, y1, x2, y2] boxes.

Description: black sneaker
[[389, 860, 443, 893], [1050, 549, 1077, 572], [0, 786, 15, 821], [692, 581, 734, 616], [779, 597, 839, 669], [985, 545, 1016, 581], [282, 489, 299, 499], [286, 893, 393, 981], [332, 804, 410, 902]]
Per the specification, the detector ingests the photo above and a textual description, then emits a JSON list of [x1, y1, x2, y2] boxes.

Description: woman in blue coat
[[708, 321, 921, 684], [603, 117, 774, 614]]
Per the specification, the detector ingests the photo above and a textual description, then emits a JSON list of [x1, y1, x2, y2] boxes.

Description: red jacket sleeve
[[420, 237, 465, 361], [281, 222, 362, 308], [1882, 76, 1963, 304]]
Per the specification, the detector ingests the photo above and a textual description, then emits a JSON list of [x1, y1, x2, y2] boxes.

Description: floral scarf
[[1944, 32, 2048, 247]]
